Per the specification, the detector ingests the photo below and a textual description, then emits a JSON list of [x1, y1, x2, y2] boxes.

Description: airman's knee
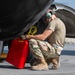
[[29, 39, 37, 45]]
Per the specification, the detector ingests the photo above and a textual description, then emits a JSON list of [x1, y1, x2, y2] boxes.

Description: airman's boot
[[51, 57, 60, 69], [31, 57, 48, 70], [46, 57, 60, 70]]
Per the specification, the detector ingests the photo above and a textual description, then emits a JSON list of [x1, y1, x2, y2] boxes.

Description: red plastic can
[[6, 38, 29, 69]]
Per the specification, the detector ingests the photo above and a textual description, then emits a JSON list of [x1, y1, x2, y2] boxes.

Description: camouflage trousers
[[29, 39, 59, 59]]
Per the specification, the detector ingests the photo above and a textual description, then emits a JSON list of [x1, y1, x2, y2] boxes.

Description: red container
[[6, 38, 29, 69]]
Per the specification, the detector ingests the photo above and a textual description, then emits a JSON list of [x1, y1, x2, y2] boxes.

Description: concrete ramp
[[0, 44, 75, 75]]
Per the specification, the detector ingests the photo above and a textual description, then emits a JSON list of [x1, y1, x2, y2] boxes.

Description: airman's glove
[[21, 35, 27, 40]]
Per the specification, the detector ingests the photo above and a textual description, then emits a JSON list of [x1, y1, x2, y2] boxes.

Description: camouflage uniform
[[29, 39, 59, 59]]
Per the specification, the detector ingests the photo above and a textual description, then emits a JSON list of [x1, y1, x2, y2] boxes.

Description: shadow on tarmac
[[61, 50, 75, 56]]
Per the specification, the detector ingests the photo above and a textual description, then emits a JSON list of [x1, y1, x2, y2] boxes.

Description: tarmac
[[0, 44, 75, 75]]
